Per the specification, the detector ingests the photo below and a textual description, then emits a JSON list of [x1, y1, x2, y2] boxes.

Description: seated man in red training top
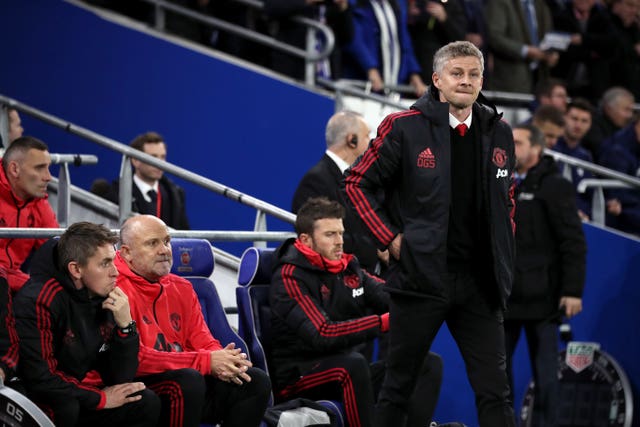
[[0, 136, 58, 292], [269, 197, 443, 427], [115, 215, 271, 427]]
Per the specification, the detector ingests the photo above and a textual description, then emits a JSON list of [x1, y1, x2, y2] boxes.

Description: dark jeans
[[505, 319, 559, 427], [375, 271, 515, 427], [140, 367, 271, 427], [45, 388, 160, 427]]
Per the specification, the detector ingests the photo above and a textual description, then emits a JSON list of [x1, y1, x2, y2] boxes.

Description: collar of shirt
[[133, 174, 159, 203], [515, 171, 527, 181], [326, 149, 351, 174], [449, 112, 473, 130]]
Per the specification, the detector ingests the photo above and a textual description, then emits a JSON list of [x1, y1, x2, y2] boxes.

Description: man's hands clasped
[[210, 343, 252, 385]]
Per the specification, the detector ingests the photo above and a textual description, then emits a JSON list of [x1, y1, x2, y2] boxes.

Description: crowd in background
[[83, 0, 640, 103]]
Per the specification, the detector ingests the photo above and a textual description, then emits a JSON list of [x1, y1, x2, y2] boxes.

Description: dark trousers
[[375, 271, 515, 427], [140, 367, 271, 427], [277, 351, 442, 427], [45, 388, 160, 427], [505, 319, 559, 427]]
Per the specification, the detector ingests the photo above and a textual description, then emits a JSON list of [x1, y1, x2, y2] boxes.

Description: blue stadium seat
[[236, 247, 345, 427], [170, 238, 247, 353]]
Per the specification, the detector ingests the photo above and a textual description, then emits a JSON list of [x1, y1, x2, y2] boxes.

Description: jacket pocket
[[514, 256, 552, 302]]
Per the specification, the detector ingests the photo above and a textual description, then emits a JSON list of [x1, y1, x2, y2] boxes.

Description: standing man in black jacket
[[270, 197, 442, 427], [507, 124, 586, 426], [342, 41, 517, 427], [13, 222, 160, 426]]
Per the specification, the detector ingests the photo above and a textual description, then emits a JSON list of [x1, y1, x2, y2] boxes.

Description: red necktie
[[456, 123, 468, 137]]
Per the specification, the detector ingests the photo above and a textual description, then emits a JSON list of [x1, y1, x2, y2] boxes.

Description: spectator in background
[[0, 136, 58, 292], [486, 0, 558, 94], [116, 215, 271, 427], [270, 198, 443, 427], [8, 108, 24, 144], [13, 222, 160, 426], [582, 87, 635, 161], [406, 0, 468, 84], [461, 0, 490, 78], [264, 0, 353, 80], [532, 78, 569, 114], [341, 0, 427, 97], [507, 124, 586, 427], [531, 104, 566, 148], [555, 98, 596, 220], [598, 117, 640, 235], [1, 107, 25, 157], [551, 0, 617, 103], [292, 111, 389, 275], [607, 0, 640, 99], [94, 132, 190, 230]]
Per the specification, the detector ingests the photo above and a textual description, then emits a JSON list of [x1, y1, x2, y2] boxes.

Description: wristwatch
[[118, 320, 137, 335]]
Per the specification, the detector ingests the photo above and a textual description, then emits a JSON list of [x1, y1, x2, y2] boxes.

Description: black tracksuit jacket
[[13, 239, 140, 410], [508, 156, 587, 319], [269, 238, 389, 388], [342, 86, 516, 309]]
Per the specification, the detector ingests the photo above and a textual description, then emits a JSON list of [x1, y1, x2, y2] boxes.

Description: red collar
[[294, 239, 353, 274]]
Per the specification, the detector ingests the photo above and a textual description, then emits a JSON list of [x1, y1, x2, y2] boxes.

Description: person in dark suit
[[292, 111, 387, 274], [507, 124, 586, 427], [92, 132, 190, 230]]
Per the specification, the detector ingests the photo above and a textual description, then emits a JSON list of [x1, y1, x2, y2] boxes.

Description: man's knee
[[245, 367, 271, 399], [161, 368, 206, 399], [128, 388, 162, 424], [47, 397, 80, 426]]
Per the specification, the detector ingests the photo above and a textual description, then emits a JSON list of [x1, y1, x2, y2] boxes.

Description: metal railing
[[544, 149, 640, 226], [0, 94, 296, 249], [137, 0, 334, 86]]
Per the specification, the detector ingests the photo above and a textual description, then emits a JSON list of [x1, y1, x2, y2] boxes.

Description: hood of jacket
[[28, 238, 95, 304], [522, 155, 560, 190], [114, 252, 165, 299], [410, 85, 503, 129], [273, 238, 354, 275]]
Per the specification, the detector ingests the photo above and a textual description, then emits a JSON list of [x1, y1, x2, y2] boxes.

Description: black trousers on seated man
[[376, 272, 515, 427], [140, 367, 271, 427], [277, 351, 443, 427], [43, 388, 160, 427]]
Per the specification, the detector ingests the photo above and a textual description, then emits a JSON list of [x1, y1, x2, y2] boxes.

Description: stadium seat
[[170, 238, 248, 353], [237, 247, 345, 427]]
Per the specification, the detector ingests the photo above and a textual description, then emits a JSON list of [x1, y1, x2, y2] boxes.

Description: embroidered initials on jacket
[[417, 147, 436, 168]]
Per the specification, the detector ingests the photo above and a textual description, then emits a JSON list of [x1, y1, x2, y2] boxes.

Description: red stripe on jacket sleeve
[[345, 110, 421, 246], [281, 265, 381, 337]]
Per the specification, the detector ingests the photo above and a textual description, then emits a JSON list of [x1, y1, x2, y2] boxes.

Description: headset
[[347, 135, 358, 148]]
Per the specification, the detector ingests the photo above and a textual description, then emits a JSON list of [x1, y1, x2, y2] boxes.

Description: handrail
[[319, 78, 538, 110], [0, 94, 297, 229], [0, 228, 295, 241], [137, 0, 334, 85], [577, 179, 633, 194], [544, 149, 640, 188]]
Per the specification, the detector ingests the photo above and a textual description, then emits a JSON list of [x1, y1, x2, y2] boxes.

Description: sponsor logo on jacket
[[417, 148, 436, 169]]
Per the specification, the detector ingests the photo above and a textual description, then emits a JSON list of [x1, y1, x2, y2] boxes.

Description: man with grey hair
[[292, 111, 387, 274], [583, 86, 635, 160], [343, 41, 517, 426]]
